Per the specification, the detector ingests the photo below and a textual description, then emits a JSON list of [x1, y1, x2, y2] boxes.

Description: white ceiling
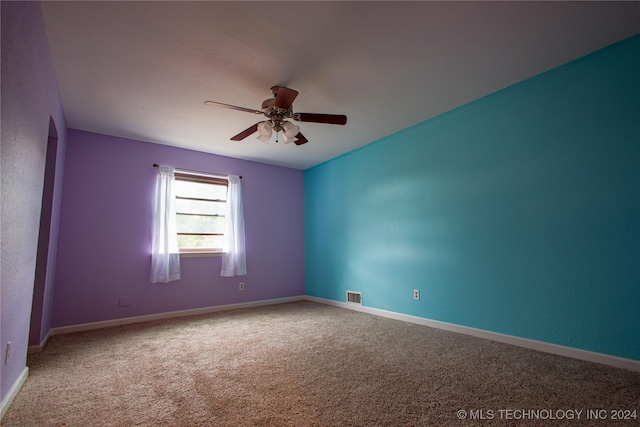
[[40, 1, 640, 170]]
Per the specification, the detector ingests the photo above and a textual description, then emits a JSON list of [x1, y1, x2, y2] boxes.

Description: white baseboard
[[304, 296, 640, 373], [34, 294, 640, 373], [48, 295, 306, 337], [28, 329, 52, 355], [0, 367, 28, 420]]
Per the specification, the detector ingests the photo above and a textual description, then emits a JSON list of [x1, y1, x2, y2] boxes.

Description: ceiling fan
[[204, 86, 347, 145]]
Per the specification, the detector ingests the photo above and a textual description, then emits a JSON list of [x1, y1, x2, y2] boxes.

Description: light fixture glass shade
[[282, 121, 300, 144], [256, 121, 273, 143]]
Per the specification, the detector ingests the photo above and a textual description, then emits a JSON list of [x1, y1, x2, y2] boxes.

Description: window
[[174, 170, 228, 254]]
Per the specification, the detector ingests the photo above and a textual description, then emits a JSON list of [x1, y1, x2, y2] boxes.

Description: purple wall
[[1, 1, 67, 406], [53, 130, 305, 327], [29, 122, 62, 347]]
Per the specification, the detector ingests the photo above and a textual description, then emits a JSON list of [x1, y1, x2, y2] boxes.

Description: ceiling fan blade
[[293, 132, 308, 146], [272, 86, 299, 110], [230, 123, 259, 141], [294, 113, 347, 125], [204, 101, 262, 115]]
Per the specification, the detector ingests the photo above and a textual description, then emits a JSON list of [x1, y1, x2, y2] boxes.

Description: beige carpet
[[2, 301, 639, 426]]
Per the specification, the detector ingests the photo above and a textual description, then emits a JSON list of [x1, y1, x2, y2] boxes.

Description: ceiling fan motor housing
[[261, 98, 290, 131], [261, 98, 291, 115], [261, 98, 276, 110]]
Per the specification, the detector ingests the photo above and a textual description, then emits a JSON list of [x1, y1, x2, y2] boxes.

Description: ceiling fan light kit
[[282, 121, 301, 144], [205, 86, 347, 146], [256, 121, 273, 143]]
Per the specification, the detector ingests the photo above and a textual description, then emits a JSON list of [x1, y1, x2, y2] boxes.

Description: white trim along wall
[[304, 296, 640, 373], [5, 294, 638, 421], [27, 296, 304, 353], [6, 293, 636, 421], [29, 295, 640, 372], [0, 367, 28, 420]]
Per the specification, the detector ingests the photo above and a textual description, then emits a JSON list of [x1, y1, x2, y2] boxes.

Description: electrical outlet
[[5, 341, 11, 365], [413, 289, 420, 300], [239, 282, 245, 291]]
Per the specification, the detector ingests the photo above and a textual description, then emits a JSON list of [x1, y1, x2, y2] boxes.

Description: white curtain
[[221, 175, 247, 277], [149, 165, 181, 283]]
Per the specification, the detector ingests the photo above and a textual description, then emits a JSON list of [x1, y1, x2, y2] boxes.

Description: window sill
[[179, 252, 225, 258]]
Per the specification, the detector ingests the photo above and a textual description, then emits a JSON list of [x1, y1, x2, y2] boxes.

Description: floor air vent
[[346, 291, 362, 305]]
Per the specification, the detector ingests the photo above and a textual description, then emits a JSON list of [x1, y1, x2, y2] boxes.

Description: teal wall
[[305, 35, 640, 360]]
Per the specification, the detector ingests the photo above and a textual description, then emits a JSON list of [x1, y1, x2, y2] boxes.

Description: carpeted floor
[[2, 301, 639, 426]]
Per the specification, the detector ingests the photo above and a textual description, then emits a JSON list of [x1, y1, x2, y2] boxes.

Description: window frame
[[173, 170, 228, 256]]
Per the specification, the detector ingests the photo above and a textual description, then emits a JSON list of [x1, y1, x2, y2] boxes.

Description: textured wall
[[52, 130, 305, 327], [1, 1, 66, 404], [305, 35, 640, 360]]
